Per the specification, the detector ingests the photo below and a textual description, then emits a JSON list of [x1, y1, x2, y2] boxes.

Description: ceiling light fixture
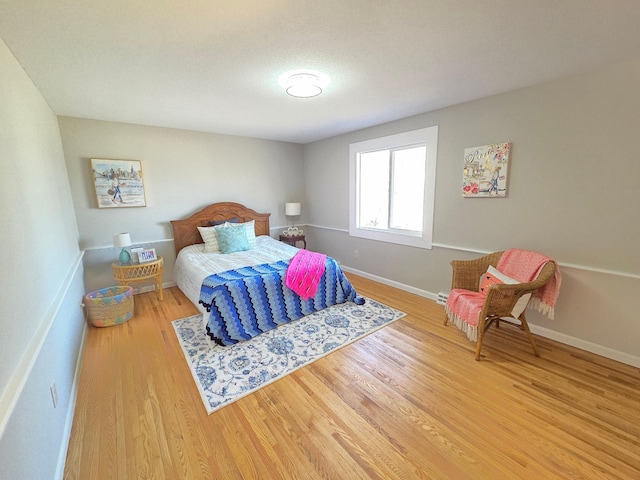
[[286, 73, 322, 98], [280, 70, 330, 98]]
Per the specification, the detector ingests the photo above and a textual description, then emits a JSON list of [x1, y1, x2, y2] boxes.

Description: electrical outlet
[[50, 382, 58, 408], [353, 250, 359, 259]]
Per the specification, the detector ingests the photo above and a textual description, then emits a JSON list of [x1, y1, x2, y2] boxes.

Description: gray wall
[[0, 37, 86, 480], [58, 117, 305, 292], [303, 56, 640, 365]]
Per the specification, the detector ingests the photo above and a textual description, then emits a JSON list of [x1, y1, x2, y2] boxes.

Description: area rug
[[172, 297, 405, 414]]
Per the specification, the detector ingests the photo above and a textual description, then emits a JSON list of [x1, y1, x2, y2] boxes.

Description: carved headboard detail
[[170, 202, 271, 255]]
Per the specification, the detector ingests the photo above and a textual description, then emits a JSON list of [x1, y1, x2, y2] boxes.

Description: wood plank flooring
[[64, 274, 640, 479]]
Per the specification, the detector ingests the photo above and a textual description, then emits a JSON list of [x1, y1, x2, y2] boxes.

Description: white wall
[[303, 56, 640, 366], [0, 36, 86, 479], [58, 117, 305, 292]]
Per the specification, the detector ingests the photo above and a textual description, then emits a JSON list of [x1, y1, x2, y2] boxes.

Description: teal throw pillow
[[215, 224, 251, 254]]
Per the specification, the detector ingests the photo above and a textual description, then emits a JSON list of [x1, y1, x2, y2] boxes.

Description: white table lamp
[[284, 203, 302, 236], [113, 233, 132, 264]]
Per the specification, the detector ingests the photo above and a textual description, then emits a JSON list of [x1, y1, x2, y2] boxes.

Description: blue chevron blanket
[[199, 257, 364, 346]]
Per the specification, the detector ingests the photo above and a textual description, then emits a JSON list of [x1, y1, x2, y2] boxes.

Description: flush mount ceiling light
[[280, 70, 330, 98], [286, 73, 322, 97]]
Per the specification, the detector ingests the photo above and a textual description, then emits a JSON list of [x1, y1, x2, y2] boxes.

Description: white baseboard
[[341, 265, 640, 368], [134, 280, 177, 295], [341, 265, 437, 301], [528, 324, 640, 368]]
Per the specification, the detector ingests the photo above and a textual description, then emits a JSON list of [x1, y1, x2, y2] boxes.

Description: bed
[[171, 202, 363, 345]]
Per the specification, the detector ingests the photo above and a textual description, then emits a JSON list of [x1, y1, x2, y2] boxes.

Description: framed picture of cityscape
[[91, 158, 147, 208]]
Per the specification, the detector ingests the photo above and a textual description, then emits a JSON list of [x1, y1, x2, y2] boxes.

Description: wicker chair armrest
[[489, 281, 535, 296], [482, 261, 556, 317], [494, 261, 556, 294], [482, 284, 532, 318], [451, 251, 504, 291]]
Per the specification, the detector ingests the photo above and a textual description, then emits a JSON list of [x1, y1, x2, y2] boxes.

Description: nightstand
[[112, 256, 164, 300], [279, 234, 306, 249]]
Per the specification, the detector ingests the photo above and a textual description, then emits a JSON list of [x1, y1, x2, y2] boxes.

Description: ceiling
[[1, 1, 640, 144]]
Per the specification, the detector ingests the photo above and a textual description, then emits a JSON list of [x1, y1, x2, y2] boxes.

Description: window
[[349, 126, 438, 249]]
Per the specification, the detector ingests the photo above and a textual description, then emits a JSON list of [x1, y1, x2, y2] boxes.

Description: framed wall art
[[462, 143, 510, 197], [91, 158, 147, 208], [138, 248, 157, 263]]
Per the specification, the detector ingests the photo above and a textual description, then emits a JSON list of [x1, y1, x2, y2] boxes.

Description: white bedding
[[174, 235, 300, 317]]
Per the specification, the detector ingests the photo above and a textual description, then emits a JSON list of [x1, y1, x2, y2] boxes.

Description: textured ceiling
[[1, 0, 640, 144]]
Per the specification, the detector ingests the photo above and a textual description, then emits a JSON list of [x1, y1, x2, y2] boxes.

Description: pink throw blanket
[[496, 248, 562, 319], [445, 290, 486, 341], [285, 250, 327, 300]]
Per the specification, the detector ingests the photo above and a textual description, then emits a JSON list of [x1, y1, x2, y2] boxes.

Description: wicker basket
[[84, 286, 134, 327]]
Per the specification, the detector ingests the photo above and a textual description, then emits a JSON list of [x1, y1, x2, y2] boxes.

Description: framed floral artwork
[[91, 158, 146, 208], [462, 143, 510, 197]]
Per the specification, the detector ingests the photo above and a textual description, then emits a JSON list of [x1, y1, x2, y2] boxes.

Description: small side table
[[279, 234, 306, 249], [112, 256, 164, 301]]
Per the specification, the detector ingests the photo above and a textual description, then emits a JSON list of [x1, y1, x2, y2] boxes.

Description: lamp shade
[[285, 203, 301, 216], [113, 233, 132, 248]]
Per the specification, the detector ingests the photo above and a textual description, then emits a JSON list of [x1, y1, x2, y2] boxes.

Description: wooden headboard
[[170, 202, 271, 255]]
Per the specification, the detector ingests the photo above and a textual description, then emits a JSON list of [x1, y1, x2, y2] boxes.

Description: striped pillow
[[197, 226, 221, 253]]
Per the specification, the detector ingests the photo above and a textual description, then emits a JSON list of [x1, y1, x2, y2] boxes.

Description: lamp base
[[119, 248, 131, 264], [283, 226, 303, 237]]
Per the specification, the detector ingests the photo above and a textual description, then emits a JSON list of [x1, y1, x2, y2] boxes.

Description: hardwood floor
[[64, 275, 640, 479]]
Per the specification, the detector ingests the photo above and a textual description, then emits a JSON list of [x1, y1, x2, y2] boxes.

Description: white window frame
[[349, 126, 438, 249]]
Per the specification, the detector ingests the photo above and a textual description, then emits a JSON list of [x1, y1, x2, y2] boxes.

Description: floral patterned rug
[[172, 297, 406, 414]]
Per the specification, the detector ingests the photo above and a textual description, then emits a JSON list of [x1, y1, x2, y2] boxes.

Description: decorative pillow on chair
[[479, 271, 502, 294], [479, 265, 532, 318], [197, 226, 221, 253], [214, 224, 251, 254]]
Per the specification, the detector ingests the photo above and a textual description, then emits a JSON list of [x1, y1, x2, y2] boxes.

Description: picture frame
[[462, 143, 510, 197], [130, 247, 144, 264], [91, 158, 147, 208], [138, 248, 157, 263]]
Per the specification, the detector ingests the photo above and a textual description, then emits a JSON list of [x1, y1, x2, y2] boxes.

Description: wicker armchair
[[444, 251, 556, 360]]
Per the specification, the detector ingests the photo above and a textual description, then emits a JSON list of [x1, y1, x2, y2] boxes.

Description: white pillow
[[485, 265, 532, 318], [197, 226, 221, 253], [226, 220, 257, 247]]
